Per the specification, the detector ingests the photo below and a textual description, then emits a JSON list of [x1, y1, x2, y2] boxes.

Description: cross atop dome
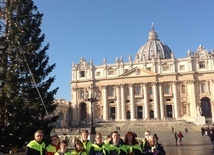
[[151, 22, 155, 31]]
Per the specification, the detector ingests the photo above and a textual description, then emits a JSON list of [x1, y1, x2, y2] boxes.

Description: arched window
[[164, 85, 170, 94], [181, 84, 186, 94]]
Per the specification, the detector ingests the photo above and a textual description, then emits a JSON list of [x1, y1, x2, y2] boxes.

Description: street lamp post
[[82, 85, 100, 141], [88, 97, 96, 135]]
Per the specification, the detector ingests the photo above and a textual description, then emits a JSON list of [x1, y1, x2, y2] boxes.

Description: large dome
[[136, 25, 172, 61]]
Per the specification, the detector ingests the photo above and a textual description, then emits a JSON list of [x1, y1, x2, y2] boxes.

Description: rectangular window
[[166, 98, 171, 101], [135, 86, 141, 96], [108, 70, 114, 75], [79, 71, 85, 77], [162, 65, 170, 71], [108, 87, 114, 97], [148, 86, 153, 95], [201, 83, 206, 93], [110, 100, 114, 103], [96, 72, 101, 77], [179, 65, 185, 71], [199, 61, 205, 69], [79, 89, 84, 99]]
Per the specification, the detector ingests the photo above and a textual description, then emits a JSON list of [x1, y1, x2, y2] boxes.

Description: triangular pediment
[[194, 45, 212, 58], [77, 57, 89, 70], [119, 67, 156, 77]]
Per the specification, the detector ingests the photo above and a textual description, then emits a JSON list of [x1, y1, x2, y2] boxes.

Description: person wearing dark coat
[[124, 131, 142, 155], [25, 130, 46, 155], [143, 135, 165, 155]]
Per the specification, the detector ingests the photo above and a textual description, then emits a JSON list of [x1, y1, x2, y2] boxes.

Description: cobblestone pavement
[[60, 126, 214, 154], [98, 130, 214, 155], [146, 131, 214, 155]]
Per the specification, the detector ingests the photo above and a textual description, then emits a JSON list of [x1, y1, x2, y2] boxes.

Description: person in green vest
[[124, 131, 142, 155], [80, 129, 92, 154], [71, 139, 87, 155], [140, 130, 151, 154], [89, 133, 108, 155], [106, 131, 127, 155], [46, 135, 60, 155], [54, 140, 71, 155], [25, 130, 46, 155]]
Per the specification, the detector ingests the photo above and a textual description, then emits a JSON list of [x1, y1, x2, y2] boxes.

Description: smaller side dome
[[136, 24, 172, 61]]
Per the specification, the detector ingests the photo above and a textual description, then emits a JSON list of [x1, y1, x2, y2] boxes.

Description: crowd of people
[[24, 129, 166, 155]]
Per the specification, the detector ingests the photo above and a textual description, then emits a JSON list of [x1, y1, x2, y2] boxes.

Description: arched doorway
[[126, 111, 131, 119], [80, 102, 87, 123], [150, 110, 154, 118], [201, 97, 212, 118]]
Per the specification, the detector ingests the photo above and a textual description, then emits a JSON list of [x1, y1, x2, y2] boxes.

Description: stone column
[[211, 80, 214, 102], [172, 81, 178, 118], [153, 82, 159, 119], [186, 103, 190, 116], [211, 101, 214, 123], [187, 80, 197, 117], [121, 84, 126, 120], [159, 82, 165, 119], [72, 87, 78, 125], [102, 86, 108, 120], [116, 85, 121, 120], [129, 84, 136, 120], [143, 83, 149, 119]]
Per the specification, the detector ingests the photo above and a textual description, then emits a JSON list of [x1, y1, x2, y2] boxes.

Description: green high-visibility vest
[[27, 140, 46, 155]]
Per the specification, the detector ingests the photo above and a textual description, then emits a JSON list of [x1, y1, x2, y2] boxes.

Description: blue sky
[[34, 0, 214, 101]]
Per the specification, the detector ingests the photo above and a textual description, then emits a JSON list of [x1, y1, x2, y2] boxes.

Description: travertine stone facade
[[70, 26, 214, 125], [54, 99, 71, 128]]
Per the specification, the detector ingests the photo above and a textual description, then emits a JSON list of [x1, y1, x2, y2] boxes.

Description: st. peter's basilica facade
[[70, 25, 214, 126]]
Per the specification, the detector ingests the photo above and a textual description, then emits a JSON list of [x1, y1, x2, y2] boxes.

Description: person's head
[[147, 135, 156, 147], [111, 131, 120, 143], [144, 130, 151, 140], [124, 131, 138, 145], [34, 130, 44, 143], [51, 135, 60, 146], [105, 135, 112, 143], [81, 130, 89, 141], [95, 133, 102, 144], [74, 139, 84, 151], [60, 140, 68, 152]]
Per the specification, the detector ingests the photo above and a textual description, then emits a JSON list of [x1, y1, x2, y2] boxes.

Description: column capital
[[210, 79, 214, 84], [100, 85, 107, 89], [172, 81, 179, 85], [128, 83, 134, 87], [72, 87, 78, 91], [120, 84, 125, 88], [186, 80, 195, 84], [115, 85, 120, 88], [151, 82, 158, 86], [142, 82, 148, 86]]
